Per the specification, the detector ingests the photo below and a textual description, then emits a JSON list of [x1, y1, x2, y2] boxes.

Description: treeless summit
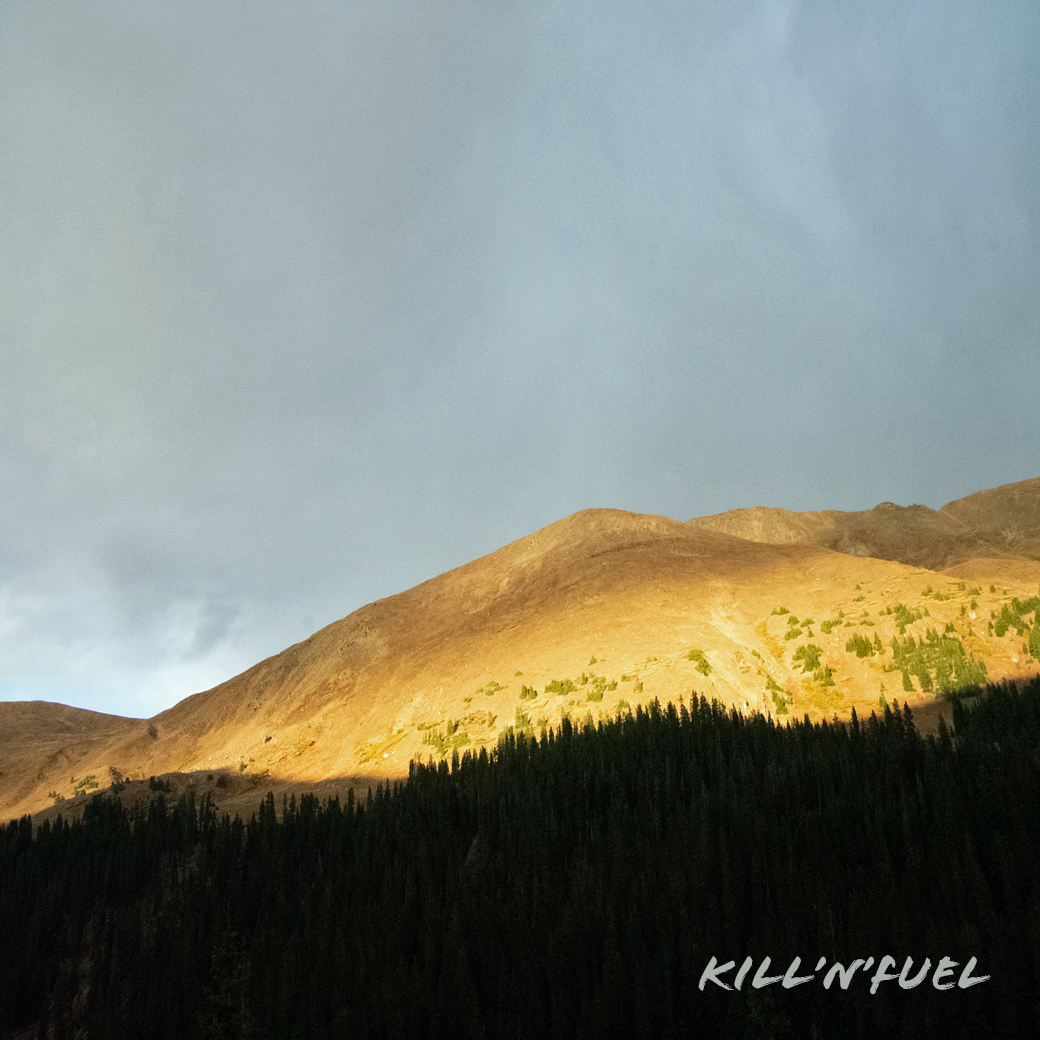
[[3, 475, 1038, 822]]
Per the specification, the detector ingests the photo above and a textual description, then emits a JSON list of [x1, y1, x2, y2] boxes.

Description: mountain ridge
[[3, 477, 1038, 822], [686, 475, 1040, 569]]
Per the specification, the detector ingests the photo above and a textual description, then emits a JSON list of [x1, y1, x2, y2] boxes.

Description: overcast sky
[[2, 1, 1037, 719]]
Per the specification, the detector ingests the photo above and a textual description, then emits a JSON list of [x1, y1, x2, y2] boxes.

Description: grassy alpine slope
[[3, 676, 1039, 1039], [3, 474, 1040, 825]]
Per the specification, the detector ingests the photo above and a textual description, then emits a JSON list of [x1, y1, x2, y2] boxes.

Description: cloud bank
[[1, 1, 1037, 715]]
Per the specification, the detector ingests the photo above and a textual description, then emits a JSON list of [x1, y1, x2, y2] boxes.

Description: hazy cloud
[[2, 0, 1037, 716]]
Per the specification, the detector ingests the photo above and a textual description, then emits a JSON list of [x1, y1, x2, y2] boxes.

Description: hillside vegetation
[[3, 678, 1039, 1038], [2, 475, 1038, 823]]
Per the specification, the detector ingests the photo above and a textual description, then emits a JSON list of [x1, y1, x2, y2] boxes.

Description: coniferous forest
[[3, 678, 1040, 1039]]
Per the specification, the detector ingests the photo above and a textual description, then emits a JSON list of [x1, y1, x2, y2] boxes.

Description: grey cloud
[[1, 0, 1036, 715]]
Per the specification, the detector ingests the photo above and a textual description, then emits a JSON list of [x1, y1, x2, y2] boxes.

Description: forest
[[3, 677, 1040, 1039]]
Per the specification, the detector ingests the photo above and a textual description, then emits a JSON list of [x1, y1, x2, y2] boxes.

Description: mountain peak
[[4, 476, 1039, 823]]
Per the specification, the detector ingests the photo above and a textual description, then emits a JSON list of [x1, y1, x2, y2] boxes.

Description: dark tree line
[[3, 677, 1040, 1039]]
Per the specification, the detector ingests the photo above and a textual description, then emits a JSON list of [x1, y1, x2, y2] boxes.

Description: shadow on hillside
[[21, 766, 407, 831], [18, 671, 1040, 830], [908, 669, 1040, 737]]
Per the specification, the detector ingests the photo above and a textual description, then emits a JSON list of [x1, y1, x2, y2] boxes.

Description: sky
[[2, 1, 1038, 719]]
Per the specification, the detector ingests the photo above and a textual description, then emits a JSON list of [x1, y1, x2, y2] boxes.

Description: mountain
[[3, 476, 1039, 822], [687, 475, 1040, 570]]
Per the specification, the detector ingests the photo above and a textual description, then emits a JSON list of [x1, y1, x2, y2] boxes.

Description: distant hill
[[686, 475, 1040, 570], [3, 476, 1038, 822]]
